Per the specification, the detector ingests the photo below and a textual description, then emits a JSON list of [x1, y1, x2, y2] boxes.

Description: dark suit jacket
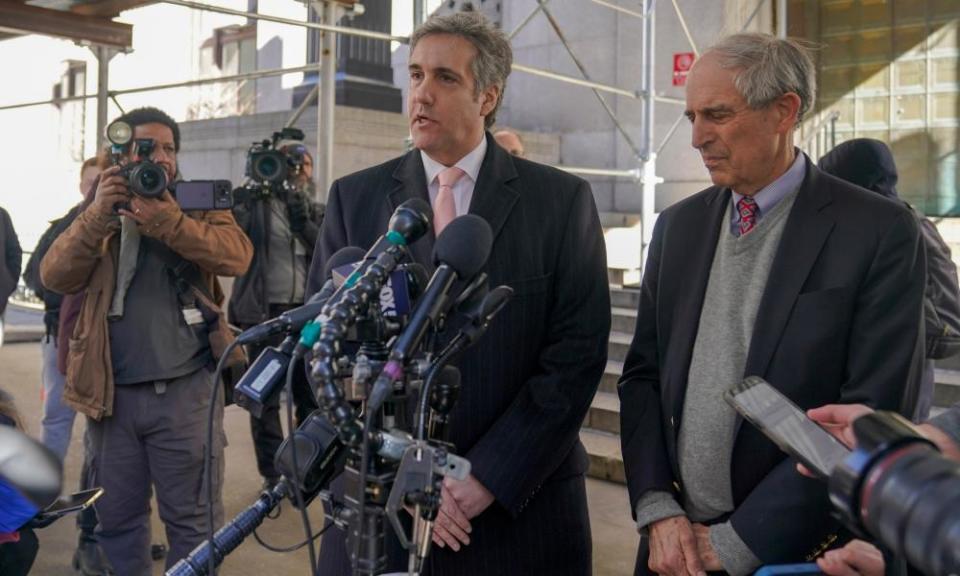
[[307, 132, 611, 575], [619, 157, 925, 571], [0, 207, 21, 316]]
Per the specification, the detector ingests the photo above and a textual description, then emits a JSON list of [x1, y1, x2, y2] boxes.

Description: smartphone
[[35, 487, 104, 520], [174, 180, 233, 211], [754, 563, 824, 576], [724, 376, 850, 478]]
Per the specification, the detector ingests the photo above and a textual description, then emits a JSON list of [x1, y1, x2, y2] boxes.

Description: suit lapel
[[744, 159, 835, 378], [389, 149, 435, 268], [468, 132, 520, 248], [666, 187, 730, 426]]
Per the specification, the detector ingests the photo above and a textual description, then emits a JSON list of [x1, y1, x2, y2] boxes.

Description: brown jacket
[[40, 203, 252, 420]]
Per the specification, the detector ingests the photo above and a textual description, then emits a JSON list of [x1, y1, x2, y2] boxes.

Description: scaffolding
[[0, 0, 788, 265]]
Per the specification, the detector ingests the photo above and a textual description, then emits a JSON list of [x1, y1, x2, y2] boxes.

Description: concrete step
[[581, 428, 625, 484], [600, 360, 623, 395], [935, 368, 960, 408], [608, 331, 632, 364], [611, 306, 637, 335], [610, 287, 640, 310], [584, 391, 620, 435]]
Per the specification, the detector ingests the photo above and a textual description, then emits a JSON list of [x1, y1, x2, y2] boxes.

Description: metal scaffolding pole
[[776, 0, 787, 37], [92, 46, 118, 151], [537, 0, 642, 158], [317, 1, 338, 200], [640, 0, 661, 258], [508, 0, 552, 40]]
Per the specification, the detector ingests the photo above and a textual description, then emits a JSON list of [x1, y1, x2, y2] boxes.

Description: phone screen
[[41, 487, 104, 516], [726, 377, 849, 478]]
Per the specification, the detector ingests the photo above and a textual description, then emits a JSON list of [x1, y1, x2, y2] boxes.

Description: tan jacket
[[40, 203, 253, 420]]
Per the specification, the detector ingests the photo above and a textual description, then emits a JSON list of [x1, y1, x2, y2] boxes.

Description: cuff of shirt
[[709, 521, 761, 576], [634, 490, 686, 535]]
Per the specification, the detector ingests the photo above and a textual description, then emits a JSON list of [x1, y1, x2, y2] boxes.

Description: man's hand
[[817, 539, 884, 576], [286, 191, 310, 233], [647, 516, 706, 576], [119, 190, 180, 235], [807, 404, 874, 448], [431, 484, 472, 551], [443, 474, 495, 520], [691, 523, 723, 572], [91, 165, 129, 216], [797, 404, 873, 477]]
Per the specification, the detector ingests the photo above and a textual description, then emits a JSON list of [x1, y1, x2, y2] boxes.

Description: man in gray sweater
[[619, 33, 925, 576]]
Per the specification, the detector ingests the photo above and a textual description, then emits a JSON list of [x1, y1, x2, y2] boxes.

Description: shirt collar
[[732, 150, 807, 216], [421, 134, 487, 186]]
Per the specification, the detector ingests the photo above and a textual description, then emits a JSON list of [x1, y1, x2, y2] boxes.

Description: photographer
[[40, 107, 252, 575], [229, 134, 321, 489], [802, 403, 960, 576]]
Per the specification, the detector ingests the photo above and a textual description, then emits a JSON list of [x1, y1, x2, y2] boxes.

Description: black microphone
[[236, 246, 366, 345], [368, 215, 493, 410]]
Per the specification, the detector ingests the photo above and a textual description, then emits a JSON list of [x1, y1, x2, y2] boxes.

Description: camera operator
[[801, 402, 960, 576], [39, 107, 253, 575], [229, 135, 321, 489]]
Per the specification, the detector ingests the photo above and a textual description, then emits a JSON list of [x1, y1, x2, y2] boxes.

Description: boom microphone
[[367, 215, 493, 411], [236, 246, 365, 345]]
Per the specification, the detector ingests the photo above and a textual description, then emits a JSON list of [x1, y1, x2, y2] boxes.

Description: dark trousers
[[0, 529, 38, 576], [88, 368, 224, 576], [243, 304, 318, 480]]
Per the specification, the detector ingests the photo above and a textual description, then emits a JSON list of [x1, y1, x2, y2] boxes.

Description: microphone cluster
[[168, 197, 512, 576]]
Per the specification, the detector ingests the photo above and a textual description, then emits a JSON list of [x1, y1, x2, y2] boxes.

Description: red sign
[[673, 52, 696, 86]]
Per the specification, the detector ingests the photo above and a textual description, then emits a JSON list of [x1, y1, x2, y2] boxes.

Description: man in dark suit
[[619, 33, 925, 576], [306, 12, 610, 576]]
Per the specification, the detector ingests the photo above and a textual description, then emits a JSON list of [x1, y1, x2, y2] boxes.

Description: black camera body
[[245, 127, 307, 186]]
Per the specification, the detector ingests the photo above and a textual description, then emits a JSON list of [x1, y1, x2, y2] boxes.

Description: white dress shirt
[[421, 135, 487, 217]]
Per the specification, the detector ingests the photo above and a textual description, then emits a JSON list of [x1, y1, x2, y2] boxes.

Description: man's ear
[[479, 84, 500, 119], [775, 92, 802, 133]]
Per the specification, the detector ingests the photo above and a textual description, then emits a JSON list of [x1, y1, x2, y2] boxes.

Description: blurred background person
[[493, 127, 525, 158], [21, 155, 111, 574], [229, 134, 321, 489], [819, 138, 960, 421], [0, 204, 22, 345]]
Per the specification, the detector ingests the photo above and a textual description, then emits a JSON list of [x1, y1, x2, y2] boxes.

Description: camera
[[829, 411, 960, 576], [104, 120, 233, 211], [245, 127, 308, 186]]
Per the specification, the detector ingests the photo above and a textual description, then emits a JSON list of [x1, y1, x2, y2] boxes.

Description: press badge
[[182, 305, 204, 326]]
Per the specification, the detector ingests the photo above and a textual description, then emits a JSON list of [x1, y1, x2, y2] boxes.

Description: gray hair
[[410, 12, 513, 129], [707, 33, 816, 123]]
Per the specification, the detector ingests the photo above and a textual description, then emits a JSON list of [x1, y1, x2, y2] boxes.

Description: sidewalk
[[0, 341, 638, 575]]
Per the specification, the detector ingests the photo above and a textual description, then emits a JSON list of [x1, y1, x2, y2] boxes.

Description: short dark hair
[[114, 106, 181, 152]]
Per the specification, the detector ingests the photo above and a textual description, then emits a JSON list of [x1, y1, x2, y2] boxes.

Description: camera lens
[[129, 162, 168, 198], [257, 156, 279, 179]]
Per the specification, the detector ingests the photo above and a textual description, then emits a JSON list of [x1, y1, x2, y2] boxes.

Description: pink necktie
[[434, 166, 465, 236], [737, 196, 759, 236]]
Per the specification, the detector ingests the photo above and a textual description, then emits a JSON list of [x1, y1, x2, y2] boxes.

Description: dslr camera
[[105, 120, 233, 210], [245, 127, 308, 186]]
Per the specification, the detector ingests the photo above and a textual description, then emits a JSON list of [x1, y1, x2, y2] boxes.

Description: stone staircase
[[582, 286, 960, 485]]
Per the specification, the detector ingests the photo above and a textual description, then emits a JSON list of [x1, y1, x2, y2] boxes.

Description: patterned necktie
[[737, 196, 759, 236], [434, 166, 465, 236]]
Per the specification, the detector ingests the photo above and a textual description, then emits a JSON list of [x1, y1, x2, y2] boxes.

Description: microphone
[[320, 198, 432, 316], [236, 246, 365, 345], [367, 215, 493, 411], [0, 426, 62, 509]]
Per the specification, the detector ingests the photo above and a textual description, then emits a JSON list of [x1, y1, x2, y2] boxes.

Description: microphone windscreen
[[390, 198, 433, 243], [323, 246, 366, 280], [434, 214, 493, 279]]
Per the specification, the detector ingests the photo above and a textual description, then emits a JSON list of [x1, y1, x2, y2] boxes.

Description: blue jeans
[[40, 337, 76, 462]]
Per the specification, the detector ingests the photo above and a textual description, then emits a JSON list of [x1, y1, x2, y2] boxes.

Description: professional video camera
[[104, 120, 233, 210], [244, 127, 309, 188], [168, 199, 512, 576], [727, 377, 959, 576]]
